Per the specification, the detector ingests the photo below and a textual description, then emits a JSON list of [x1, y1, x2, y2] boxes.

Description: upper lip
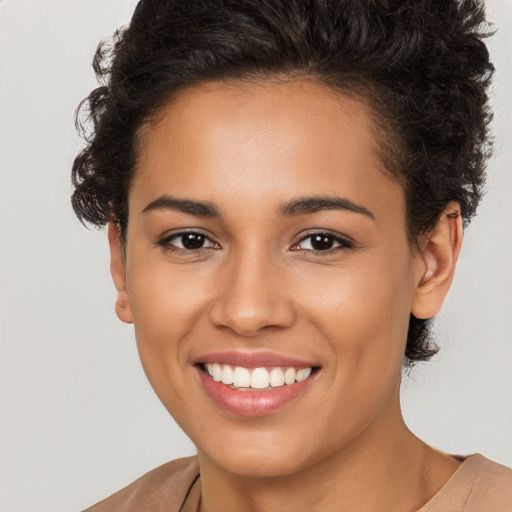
[[193, 350, 319, 369]]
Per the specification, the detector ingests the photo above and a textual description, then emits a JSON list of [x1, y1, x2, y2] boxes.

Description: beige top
[[84, 454, 512, 511]]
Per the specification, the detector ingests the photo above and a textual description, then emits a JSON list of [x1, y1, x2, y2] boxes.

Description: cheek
[[127, 244, 213, 333], [303, 252, 412, 338], [289, 253, 413, 447], [124, 249, 216, 393], [299, 248, 413, 384]]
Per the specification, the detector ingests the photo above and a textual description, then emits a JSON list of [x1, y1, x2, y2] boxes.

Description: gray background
[[0, 1, 511, 510]]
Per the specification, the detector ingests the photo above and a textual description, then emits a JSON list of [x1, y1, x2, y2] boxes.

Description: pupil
[[311, 234, 334, 251], [182, 233, 205, 249]]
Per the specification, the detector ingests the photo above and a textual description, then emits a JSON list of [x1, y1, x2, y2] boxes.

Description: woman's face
[[116, 79, 427, 477]]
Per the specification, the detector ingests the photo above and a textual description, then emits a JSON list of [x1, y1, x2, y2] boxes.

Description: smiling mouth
[[199, 363, 319, 391]]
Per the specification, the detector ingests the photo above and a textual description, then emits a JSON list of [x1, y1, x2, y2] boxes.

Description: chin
[[210, 451, 309, 478], [197, 430, 323, 478]]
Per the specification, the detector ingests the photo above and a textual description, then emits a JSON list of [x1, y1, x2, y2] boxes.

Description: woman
[[71, 0, 511, 510]]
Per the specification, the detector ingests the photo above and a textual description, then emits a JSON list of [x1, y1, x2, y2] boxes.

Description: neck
[[196, 404, 459, 512]]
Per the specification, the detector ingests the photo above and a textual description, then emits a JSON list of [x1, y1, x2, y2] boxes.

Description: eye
[[158, 231, 219, 251], [291, 232, 353, 252]]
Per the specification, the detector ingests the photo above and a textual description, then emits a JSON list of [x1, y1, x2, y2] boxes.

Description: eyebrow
[[280, 196, 375, 220], [142, 195, 222, 218], [142, 194, 375, 220]]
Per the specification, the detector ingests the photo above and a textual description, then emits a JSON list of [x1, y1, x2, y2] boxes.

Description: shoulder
[[83, 456, 199, 512], [465, 453, 512, 480], [461, 454, 512, 509], [420, 454, 512, 512]]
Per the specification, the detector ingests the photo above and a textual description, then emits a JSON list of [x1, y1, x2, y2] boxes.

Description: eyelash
[[291, 232, 355, 254], [157, 230, 354, 255], [156, 231, 220, 253]]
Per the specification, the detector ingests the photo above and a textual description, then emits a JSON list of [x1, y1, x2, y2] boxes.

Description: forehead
[[132, 78, 403, 219]]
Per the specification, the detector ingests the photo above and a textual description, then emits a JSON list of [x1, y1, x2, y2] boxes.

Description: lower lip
[[196, 367, 316, 417]]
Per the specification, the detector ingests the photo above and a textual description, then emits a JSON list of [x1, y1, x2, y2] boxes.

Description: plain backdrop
[[0, 1, 511, 510]]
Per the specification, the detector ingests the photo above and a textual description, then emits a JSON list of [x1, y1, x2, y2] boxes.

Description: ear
[[107, 222, 133, 324], [411, 202, 463, 320]]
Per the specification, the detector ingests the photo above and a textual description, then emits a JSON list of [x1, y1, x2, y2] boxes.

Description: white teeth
[[221, 365, 234, 385], [284, 367, 296, 385], [251, 367, 270, 389], [205, 364, 314, 389], [232, 366, 251, 387], [296, 368, 312, 382], [269, 367, 285, 387], [212, 363, 223, 382]]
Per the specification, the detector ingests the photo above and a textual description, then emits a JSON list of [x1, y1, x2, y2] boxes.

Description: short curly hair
[[71, 0, 494, 363]]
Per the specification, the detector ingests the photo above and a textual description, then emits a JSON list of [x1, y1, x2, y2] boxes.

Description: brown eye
[[159, 231, 219, 251], [309, 234, 336, 251], [292, 232, 354, 252], [179, 233, 207, 249]]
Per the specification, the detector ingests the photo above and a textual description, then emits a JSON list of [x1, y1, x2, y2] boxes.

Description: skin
[[108, 79, 463, 512]]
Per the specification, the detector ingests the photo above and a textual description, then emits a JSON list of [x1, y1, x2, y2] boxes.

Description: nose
[[208, 248, 296, 337]]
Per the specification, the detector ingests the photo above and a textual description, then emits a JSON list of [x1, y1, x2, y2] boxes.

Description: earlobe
[[411, 202, 463, 320], [107, 222, 133, 324]]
